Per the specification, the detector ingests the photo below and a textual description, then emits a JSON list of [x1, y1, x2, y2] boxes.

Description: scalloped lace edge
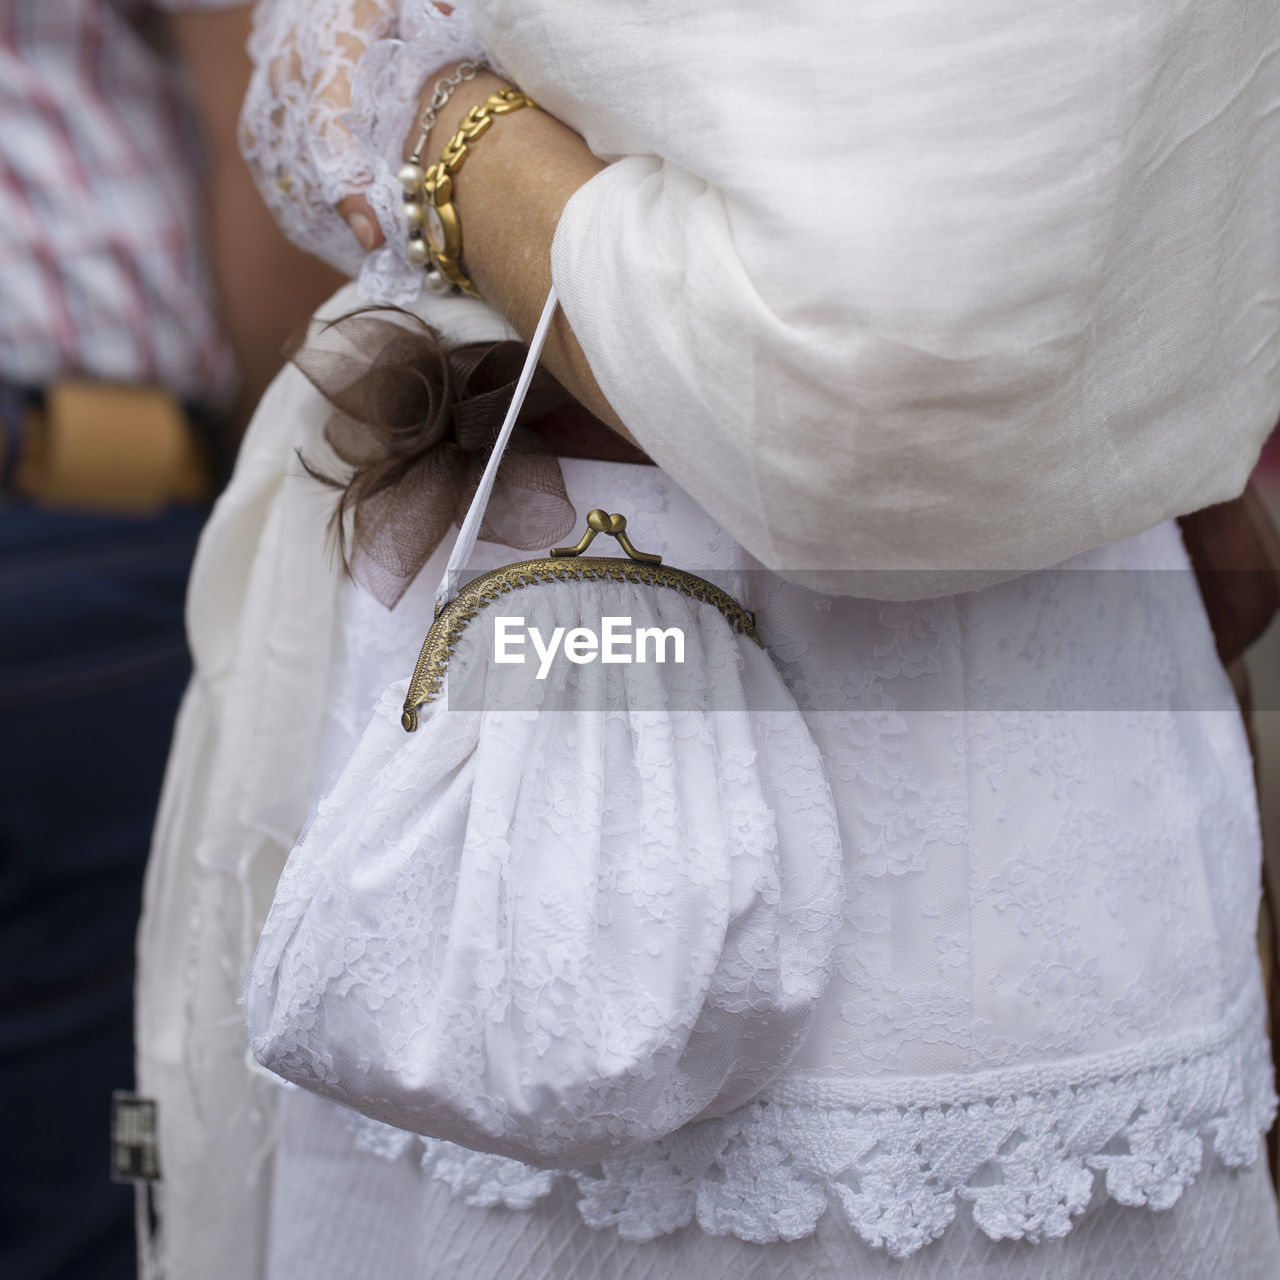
[[343, 995, 1276, 1261]]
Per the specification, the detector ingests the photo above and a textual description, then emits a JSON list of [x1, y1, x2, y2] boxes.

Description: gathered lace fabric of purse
[[243, 288, 846, 1167]]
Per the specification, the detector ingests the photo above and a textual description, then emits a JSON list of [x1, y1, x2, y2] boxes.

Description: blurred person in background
[[0, 4, 338, 1278]]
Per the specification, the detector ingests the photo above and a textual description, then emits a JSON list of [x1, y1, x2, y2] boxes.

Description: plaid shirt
[[0, 0, 241, 403]]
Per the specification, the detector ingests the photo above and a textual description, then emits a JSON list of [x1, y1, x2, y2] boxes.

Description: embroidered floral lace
[[288, 462, 1276, 1259], [339, 1003, 1272, 1260]]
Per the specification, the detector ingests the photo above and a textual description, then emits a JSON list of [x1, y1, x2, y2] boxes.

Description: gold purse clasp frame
[[400, 509, 760, 731]]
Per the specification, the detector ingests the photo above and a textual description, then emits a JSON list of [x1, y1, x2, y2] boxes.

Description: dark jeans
[[0, 501, 205, 1280]]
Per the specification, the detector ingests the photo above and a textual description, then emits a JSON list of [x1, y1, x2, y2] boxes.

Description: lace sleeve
[[238, 0, 487, 304]]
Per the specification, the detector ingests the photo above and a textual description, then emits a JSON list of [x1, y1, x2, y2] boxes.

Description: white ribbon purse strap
[[435, 284, 560, 610]]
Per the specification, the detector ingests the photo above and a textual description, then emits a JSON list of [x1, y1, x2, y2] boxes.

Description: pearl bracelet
[[399, 61, 489, 291]]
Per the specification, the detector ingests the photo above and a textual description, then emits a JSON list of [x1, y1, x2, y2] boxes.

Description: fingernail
[[349, 212, 377, 250]]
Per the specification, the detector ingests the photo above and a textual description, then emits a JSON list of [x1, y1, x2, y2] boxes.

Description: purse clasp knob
[[550, 509, 662, 564]]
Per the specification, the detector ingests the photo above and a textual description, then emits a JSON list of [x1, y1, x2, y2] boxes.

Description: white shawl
[[464, 0, 1280, 593], [133, 287, 513, 1278]]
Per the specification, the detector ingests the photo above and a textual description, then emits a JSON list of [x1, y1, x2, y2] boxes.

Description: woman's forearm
[[346, 65, 636, 441], [433, 71, 628, 434]]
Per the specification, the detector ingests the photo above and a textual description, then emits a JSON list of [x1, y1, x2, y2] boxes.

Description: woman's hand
[[238, 0, 485, 295], [333, 1, 459, 252], [241, 0, 632, 439]]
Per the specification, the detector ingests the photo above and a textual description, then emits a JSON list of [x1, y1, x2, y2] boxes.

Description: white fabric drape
[[476, 0, 1280, 593]]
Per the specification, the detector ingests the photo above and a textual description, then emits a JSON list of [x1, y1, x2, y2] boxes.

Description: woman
[[136, 2, 1280, 1277]]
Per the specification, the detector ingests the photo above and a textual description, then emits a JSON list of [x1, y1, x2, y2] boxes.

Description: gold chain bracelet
[[398, 88, 535, 300]]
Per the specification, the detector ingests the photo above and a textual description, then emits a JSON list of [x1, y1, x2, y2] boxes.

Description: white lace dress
[[132, 279, 1278, 1277], [259, 449, 1276, 1279]]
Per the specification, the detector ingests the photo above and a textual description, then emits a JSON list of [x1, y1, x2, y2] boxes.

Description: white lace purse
[[244, 290, 845, 1168]]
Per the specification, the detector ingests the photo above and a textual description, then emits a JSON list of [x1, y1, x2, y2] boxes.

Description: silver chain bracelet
[[398, 60, 490, 283], [409, 60, 489, 164]]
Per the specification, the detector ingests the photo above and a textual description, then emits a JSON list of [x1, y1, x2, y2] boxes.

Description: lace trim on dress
[[240, 1, 488, 303], [341, 990, 1275, 1261]]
